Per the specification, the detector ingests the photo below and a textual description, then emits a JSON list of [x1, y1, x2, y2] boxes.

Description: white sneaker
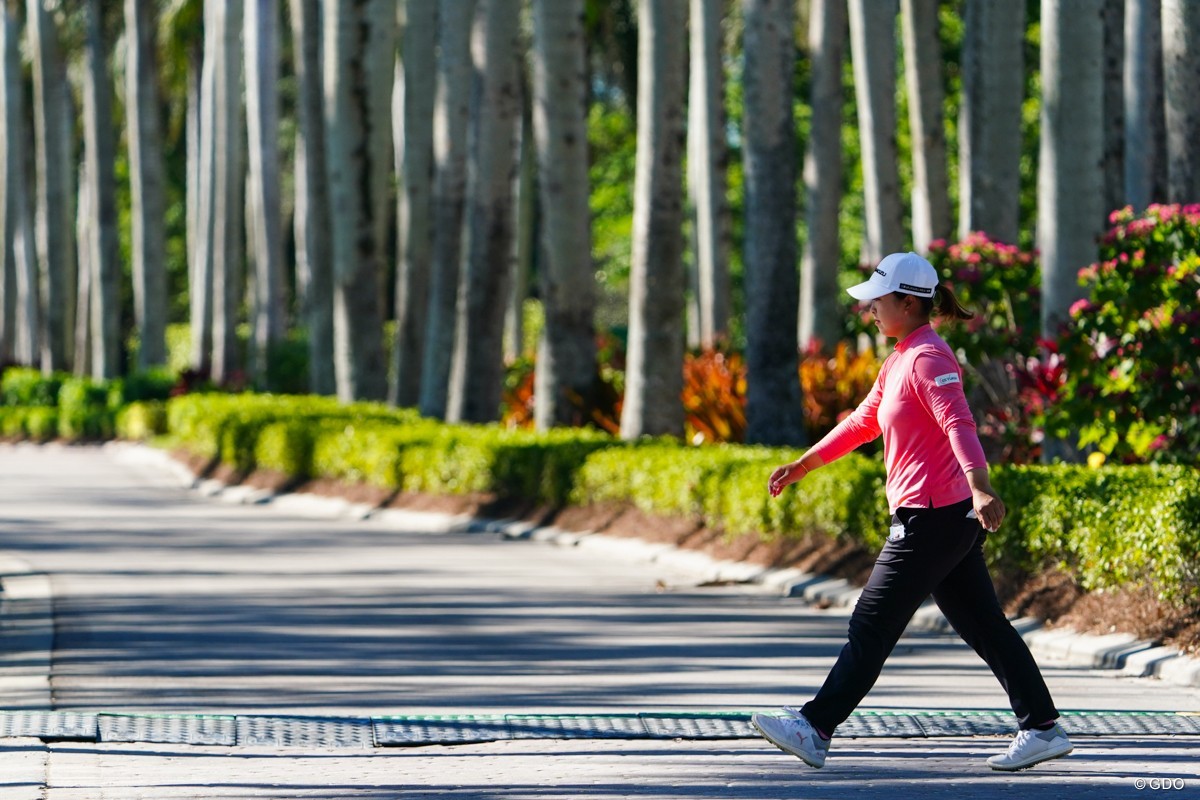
[[750, 707, 831, 768], [987, 724, 1073, 771]]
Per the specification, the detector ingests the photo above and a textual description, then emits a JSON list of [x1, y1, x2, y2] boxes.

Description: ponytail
[[933, 284, 974, 321]]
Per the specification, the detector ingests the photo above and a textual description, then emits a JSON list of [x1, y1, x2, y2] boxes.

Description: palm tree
[[391, 0, 437, 407], [125, 0, 168, 370], [958, 0, 1025, 244], [245, 0, 286, 385], [420, 0, 476, 418], [26, 0, 76, 372], [742, 0, 803, 446], [81, 0, 120, 378], [1100, 0, 1125, 216], [1038, 0, 1104, 338], [531, 0, 596, 429], [2, 5, 39, 365], [799, 0, 845, 351], [446, 0, 523, 423], [901, 0, 949, 252], [688, 0, 730, 347], [848, 0, 902, 264], [620, 0, 687, 440], [209, 0, 245, 384], [324, 0, 394, 401], [1123, 0, 1166, 211], [288, 0, 334, 394], [1161, 0, 1200, 203]]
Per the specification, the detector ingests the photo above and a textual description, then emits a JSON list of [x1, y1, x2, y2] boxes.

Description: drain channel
[[0, 710, 1193, 749]]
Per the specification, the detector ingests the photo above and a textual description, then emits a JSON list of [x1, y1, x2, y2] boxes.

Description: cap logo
[[875, 268, 888, 277], [898, 282, 932, 294]]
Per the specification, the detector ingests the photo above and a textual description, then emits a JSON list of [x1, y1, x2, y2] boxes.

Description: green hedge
[[166, 393, 422, 473], [991, 464, 1200, 601]]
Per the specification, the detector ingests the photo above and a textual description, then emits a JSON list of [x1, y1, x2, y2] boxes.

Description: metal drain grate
[[1060, 712, 1200, 736], [98, 714, 236, 746], [237, 716, 373, 749], [373, 715, 510, 746], [0, 709, 1192, 747], [838, 711, 926, 738], [639, 713, 755, 740], [506, 714, 650, 740], [0, 711, 96, 740]]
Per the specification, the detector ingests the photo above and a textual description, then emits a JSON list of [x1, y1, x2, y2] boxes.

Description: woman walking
[[752, 251, 1072, 771]]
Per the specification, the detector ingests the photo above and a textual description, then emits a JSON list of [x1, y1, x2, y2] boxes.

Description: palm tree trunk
[[188, 33, 212, 374], [1123, 0, 1165, 211], [26, 0, 76, 372], [246, 0, 286, 386], [74, 162, 91, 378], [742, 0, 803, 446], [392, 0, 437, 407], [507, 88, 533, 365], [324, 0, 394, 402], [82, 0, 121, 379], [1162, 0, 1200, 203], [0, 5, 16, 363], [958, 0, 1025, 244], [288, 0, 334, 395], [125, 0, 169, 370], [619, 0, 687, 440], [688, 0, 730, 347], [210, 0, 246, 385], [1038, 0, 1104, 338], [2, 10, 38, 365], [1101, 0, 1125, 217], [848, 0, 903, 264], [420, 0, 476, 418], [446, 0, 523, 423], [799, 0, 846, 352], [901, 0, 950, 252], [531, 0, 597, 430]]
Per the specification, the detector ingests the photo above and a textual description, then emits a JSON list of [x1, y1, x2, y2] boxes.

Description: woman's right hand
[[768, 461, 807, 497]]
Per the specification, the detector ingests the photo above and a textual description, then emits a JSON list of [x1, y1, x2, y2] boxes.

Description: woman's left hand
[[971, 489, 1006, 532], [965, 468, 1005, 531]]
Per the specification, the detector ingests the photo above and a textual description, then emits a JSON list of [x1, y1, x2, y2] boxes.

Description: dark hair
[[893, 285, 975, 321]]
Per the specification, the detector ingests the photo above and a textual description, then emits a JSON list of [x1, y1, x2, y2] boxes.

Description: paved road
[[0, 443, 1196, 798]]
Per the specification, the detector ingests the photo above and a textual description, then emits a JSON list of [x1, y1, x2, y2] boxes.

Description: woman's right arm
[[768, 369, 885, 496]]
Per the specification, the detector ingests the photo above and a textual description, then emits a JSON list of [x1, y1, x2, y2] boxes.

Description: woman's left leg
[[930, 526, 1060, 729]]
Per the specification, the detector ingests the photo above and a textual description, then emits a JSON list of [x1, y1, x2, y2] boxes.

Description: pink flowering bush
[[1056, 204, 1200, 463]]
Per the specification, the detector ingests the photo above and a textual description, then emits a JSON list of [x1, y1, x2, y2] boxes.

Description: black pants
[[800, 498, 1059, 734]]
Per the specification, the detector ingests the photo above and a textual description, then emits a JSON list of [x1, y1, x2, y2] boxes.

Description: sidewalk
[[0, 442, 1196, 798]]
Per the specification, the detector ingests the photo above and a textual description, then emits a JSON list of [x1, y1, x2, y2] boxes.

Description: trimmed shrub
[[1, 368, 64, 407], [116, 401, 169, 441], [58, 378, 115, 440]]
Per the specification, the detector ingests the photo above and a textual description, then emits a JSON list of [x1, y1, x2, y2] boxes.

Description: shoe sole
[[987, 744, 1074, 772], [750, 715, 826, 769]]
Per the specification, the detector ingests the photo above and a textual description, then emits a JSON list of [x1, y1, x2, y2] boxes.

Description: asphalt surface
[[0, 442, 1196, 798]]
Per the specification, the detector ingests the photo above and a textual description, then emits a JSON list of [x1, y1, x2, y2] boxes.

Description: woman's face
[[868, 292, 916, 338]]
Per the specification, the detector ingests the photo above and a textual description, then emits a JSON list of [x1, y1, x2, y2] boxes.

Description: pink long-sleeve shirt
[[809, 324, 988, 513]]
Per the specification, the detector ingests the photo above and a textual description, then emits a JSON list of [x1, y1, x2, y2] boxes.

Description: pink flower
[[1069, 298, 1093, 318]]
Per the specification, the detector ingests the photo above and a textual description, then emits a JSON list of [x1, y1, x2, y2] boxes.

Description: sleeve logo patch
[[934, 373, 960, 387]]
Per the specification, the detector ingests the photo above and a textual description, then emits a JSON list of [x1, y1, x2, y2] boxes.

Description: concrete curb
[[107, 442, 1200, 690]]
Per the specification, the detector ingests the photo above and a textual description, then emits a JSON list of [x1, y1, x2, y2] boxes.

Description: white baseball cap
[[846, 251, 939, 301]]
